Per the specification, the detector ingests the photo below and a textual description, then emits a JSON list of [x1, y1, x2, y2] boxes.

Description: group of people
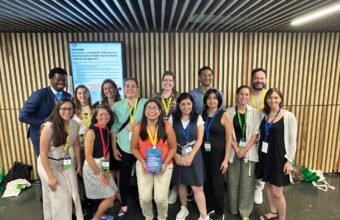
[[19, 66, 297, 220]]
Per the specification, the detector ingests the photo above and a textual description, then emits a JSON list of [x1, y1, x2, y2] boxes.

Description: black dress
[[255, 117, 290, 186], [202, 110, 226, 215]]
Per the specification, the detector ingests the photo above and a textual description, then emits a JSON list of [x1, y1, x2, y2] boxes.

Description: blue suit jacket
[[19, 87, 71, 156]]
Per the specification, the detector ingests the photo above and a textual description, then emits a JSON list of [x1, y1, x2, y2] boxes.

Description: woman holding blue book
[[131, 99, 176, 220]]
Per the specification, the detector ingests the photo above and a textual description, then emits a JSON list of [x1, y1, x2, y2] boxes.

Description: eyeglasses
[[145, 106, 160, 111], [59, 107, 74, 112]]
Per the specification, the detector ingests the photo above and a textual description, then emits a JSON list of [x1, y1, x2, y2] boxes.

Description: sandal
[[116, 207, 127, 220], [259, 211, 278, 220]]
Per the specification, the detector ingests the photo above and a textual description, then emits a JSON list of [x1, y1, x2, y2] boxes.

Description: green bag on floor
[[302, 166, 335, 192], [0, 166, 5, 192], [303, 167, 320, 182]]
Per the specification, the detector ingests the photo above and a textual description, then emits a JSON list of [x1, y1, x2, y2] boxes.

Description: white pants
[[136, 160, 173, 220]]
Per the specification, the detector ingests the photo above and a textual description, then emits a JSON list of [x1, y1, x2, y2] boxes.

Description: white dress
[[37, 119, 83, 220]]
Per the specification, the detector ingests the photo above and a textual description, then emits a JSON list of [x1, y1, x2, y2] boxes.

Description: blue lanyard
[[181, 121, 191, 144], [264, 108, 281, 141], [204, 111, 219, 142]]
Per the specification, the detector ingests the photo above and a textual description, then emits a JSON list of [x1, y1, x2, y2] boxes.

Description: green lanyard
[[236, 107, 247, 138]]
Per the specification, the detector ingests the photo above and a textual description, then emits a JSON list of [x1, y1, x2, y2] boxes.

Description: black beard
[[252, 83, 265, 91]]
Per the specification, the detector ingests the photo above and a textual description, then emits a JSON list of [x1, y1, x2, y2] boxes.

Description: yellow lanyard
[[147, 126, 158, 147], [64, 128, 70, 155], [161, 96, 172, 115], [81, 108, 91, 128], [251, 90, 266, 110], [127, 99, 138, 124]]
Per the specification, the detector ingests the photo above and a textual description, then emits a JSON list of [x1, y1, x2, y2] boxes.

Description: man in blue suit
[[19, 67, 72, 156]]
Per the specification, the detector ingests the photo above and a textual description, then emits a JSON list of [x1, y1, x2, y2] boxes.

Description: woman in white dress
[[37, 98, 83, 220]]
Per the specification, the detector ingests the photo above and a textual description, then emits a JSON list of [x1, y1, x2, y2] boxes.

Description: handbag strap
[[118, 98, 141, 133]]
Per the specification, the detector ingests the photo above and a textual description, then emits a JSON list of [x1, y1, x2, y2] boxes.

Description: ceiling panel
[[0, 0, 339, 32]]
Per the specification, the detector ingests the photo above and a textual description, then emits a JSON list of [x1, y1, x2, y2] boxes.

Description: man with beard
[[19, 67, 71, 156], [191, 66, 224, 114], [248, 68, 267, 205]]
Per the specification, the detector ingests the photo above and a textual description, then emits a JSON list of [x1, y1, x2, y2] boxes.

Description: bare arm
[[84, 129, 101, 176], [85, 129, 109, 186], [39, 125, 57, 191], [111, 132, 122, 161], [220, 113, 232, 174], [163, 125, 177, 164], [131, 126, 144, 163], [73, 136, 82, 174], [183, 124, 204, 166]]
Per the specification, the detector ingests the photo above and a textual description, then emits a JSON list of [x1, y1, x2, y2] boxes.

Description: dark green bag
[[302, 167, 320, 182]]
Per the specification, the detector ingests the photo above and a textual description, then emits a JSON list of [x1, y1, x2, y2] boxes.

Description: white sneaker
[[197, 215, 210, 220], [168, 188, 178, 204], [254, 189, 263, 204], [176, 206, 189, 220]]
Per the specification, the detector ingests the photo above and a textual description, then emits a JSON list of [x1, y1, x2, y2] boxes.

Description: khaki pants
[[228, 157, 256, 218], [136, 160, 173, 220]]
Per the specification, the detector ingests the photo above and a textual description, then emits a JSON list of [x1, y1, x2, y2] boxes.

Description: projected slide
[[69, 42, 124, 103]]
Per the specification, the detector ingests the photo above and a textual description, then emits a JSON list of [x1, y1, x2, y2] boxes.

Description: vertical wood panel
[[0, 32, 339, 178]]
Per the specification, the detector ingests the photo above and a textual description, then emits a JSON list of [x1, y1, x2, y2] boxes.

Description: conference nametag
[[63, 156, 72, 169], [101, 159, 110, 172], [204, 142, 211, 152], [128, 132, 132, 141], [239, 138, 247, 149], [181, 141, 195, 156], [262, 142, 269, 153]]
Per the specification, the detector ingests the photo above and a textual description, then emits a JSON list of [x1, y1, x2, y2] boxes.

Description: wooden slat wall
[[0, 32, 339, 178]]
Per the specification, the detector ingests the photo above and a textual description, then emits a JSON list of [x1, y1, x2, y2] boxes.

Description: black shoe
[[209, 213, 225, 220], [187, 191, 194, 202]]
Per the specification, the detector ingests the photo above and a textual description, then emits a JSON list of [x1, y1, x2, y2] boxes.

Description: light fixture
[[291, 2, 340, 26]]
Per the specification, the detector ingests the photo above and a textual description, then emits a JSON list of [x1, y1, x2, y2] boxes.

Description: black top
[[203, 110, 226, 150], [90, 125, 112, 159], [233, 112, 246, 143], [255, 117, 289, 186]]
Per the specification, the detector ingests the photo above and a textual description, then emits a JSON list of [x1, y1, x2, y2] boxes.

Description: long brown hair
[[46, 98, 75, 147], [100, 79, 121, 104], [263, 88, 284, 115], [74, 85, 93, 117]]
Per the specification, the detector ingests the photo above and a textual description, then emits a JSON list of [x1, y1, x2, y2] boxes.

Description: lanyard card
[[101, 159, 110, 172], [63, 156, 72, 169], [182, 142, 193, 156], [146, 148, 162, 173], [262, 141, 269, 153], [239, 138, 247, 149], [204, 142, 211, 152], [128, 131, 132, 141]]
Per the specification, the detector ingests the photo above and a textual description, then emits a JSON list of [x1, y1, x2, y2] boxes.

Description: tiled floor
[[0, 174, 339, 220]]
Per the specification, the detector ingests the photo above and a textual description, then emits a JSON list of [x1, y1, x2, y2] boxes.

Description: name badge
[[204, 142, 211, 152], [262, 141, 269, 153], [239, 138, 247, 149], [63, 156, 72, 169], [182, 142, 193, 156], [101, 159, 110, 172], [128, 132, 132, 141], [146, 148, 162, 173]]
